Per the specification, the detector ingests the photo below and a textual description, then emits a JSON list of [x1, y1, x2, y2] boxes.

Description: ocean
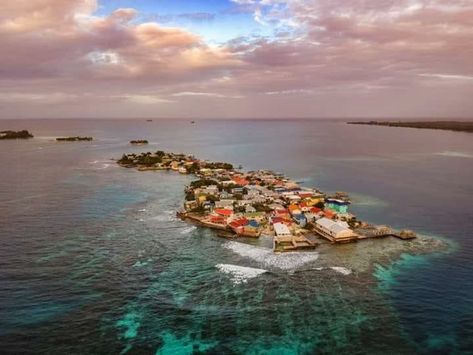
[[0, 119, 472, 354]]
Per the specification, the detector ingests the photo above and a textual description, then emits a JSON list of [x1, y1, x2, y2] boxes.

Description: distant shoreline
[[347, 120, 473, 133]]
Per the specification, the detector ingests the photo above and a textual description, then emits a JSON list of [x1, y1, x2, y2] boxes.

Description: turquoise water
[[0, 119, 472, 354]]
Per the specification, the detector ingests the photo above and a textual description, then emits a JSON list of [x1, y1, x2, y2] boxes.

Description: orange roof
[[232, 177, 249, 186], [288, 204, 300, 212], [323, 209, 336, 219]]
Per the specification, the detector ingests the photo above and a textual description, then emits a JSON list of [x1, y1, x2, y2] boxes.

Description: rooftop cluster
[[117, 150, 416, 252]]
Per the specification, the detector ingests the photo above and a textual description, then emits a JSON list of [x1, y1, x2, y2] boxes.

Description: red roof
[[232, 177, 249, 186], [310, 207, 322, 213], [229, 217, 249, 229], [214, 209, 233, 216], [324, 209, 336, 219]]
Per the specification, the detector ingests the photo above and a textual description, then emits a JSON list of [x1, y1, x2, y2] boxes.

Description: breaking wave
[[224, 241, 319, 270], [180, 226, 197, 235], [216, 264, 267, 285], [330, 267, 352, 275]]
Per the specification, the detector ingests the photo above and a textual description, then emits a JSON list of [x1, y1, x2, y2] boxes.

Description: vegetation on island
[[117, 151, 233, 173], [56, 136, 93, 141], [0, 130, 34, 139], [348, 120, 473, 133]]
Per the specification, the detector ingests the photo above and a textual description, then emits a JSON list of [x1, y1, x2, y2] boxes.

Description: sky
[[0, 0, 472, 119]]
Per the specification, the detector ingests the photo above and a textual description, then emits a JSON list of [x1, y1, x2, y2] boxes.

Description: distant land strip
[[347, 121, 473, 133]]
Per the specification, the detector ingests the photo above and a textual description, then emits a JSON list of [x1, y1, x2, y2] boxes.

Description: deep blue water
[[0, 119, 472, 354]]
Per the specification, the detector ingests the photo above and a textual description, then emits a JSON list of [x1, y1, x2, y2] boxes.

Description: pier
[[273, 235, 318, 252], [355, 226, 416, 240]]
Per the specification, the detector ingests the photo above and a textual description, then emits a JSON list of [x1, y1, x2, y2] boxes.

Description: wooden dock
[[355, 226, 416, 240], [273, 235, 318, 252]]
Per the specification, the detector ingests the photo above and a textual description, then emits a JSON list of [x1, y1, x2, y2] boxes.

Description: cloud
[[171, 92, 243, 99], [120, 95, 175, 104], [419, 74, 473, 81], [0, 0, 472, 118]]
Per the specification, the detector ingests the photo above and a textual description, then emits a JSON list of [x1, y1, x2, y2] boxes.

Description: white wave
[[149, 214, 169, 222], [216, 264, 267, 285], [133, 260, 149, 268], [330, 267, 352, 275], [95, 163, 111, 169], [138, 209, 147, 212], [224, 241, 319, 270], [436, 151, 473, 159], [180, 226, 197, 235]]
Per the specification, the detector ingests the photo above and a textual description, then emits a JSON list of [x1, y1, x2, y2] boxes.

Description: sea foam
[[180, 226, 197, 235], [330, 267, 352, 275], [216, 264, 267, 284], [224, 241, 319, 270]]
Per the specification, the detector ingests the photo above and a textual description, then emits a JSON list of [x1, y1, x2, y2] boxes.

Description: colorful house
[[326, 198, 350, 213]]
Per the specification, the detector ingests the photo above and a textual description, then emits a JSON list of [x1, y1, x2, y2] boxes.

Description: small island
[[56, 136, 93, 142], [130, 140, 149, 145], [118, 151, 416, 252], [348, 120, 473, 133], [0, 130, 34, 139]]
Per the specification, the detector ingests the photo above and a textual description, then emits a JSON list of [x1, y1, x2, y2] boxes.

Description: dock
[[355, 226, 416, 240], [273, 235, 318, 252]]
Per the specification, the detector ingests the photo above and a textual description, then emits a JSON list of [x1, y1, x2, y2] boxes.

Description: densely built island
[[118, 151, 416, 252], [348, 120, 473, 133]]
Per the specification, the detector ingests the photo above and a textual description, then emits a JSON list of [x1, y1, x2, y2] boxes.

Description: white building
[[273, 223, 292, 237], [203, 185, 219, 195], [315, 217, 357, 243]]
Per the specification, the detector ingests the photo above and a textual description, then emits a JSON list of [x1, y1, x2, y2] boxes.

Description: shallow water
[[0, 119, 472, 354]]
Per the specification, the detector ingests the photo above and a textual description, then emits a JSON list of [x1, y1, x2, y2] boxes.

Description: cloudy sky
[[1, 0, 472, 119]]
